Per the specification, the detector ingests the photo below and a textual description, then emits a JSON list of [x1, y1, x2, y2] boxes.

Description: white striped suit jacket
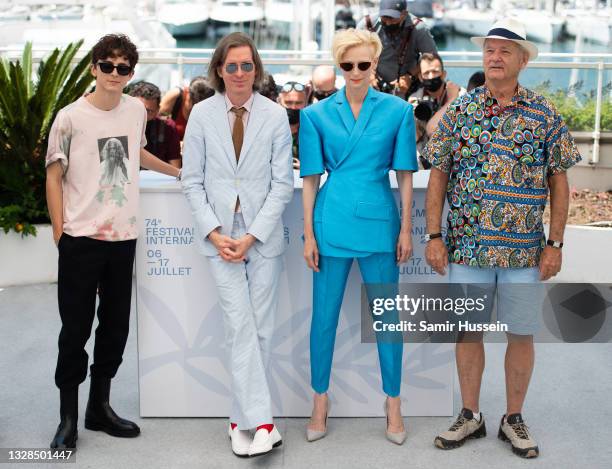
[[181, 91, 294, 257]]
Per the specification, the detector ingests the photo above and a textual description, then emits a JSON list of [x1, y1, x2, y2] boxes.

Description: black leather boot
[[84, 377, 140, 438], [50, 388, 78, 449]]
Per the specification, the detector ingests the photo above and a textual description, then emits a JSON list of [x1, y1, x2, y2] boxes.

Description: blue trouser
[[310, 253, 403, 397]]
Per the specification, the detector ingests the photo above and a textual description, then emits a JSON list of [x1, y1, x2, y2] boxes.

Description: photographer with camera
[[357, 0, 437, 99], [409, 53, 465, 158]]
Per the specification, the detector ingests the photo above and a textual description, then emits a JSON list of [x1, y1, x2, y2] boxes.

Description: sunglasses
[[281, 81, 305, 93], [225, 62, 255, 74], [97, 61, 132, 76], [339, 62, 372, 72]]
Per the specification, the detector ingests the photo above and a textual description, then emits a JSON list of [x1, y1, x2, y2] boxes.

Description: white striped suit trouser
[[207, 212, 282, 429]]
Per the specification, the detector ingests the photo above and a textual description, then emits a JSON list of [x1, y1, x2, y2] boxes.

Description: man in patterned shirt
[[422, 18, 580, 458]]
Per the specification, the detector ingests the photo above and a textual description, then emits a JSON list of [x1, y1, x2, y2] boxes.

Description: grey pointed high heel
[[385, 398, 407, 445], [306, 395, 330, 442]]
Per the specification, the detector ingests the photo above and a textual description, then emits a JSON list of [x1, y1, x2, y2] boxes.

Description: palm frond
[[0, 40, 94, 235], [21, 42, 32, 98]]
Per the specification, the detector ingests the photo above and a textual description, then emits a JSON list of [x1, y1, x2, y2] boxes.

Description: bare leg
[[505, 333, 534, 415], [456, 332, 485, 413]]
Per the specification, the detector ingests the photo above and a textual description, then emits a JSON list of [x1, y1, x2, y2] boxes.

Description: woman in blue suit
[[300, 28, 418, 444]]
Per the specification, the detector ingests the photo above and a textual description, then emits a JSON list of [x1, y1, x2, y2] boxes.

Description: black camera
[[377, 77, 395, 94], [414, 95, 440, 122]]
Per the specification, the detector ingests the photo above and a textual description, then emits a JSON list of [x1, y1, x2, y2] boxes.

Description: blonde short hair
[[331, 28, 382, 66]]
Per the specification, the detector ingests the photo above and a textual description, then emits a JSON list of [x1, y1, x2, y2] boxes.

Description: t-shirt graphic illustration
[[98, 136, 129, 186]]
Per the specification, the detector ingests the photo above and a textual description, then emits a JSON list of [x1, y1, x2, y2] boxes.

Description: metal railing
[[2, 47, 611, 164]]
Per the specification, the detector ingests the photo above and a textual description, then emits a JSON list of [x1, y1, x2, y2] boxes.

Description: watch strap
[[423, 232, 442, 242]]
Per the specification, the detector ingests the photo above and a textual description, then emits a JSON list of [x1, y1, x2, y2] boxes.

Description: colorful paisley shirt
[[422, 84, 581, 268]]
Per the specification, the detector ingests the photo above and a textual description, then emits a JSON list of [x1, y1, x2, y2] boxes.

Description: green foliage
[[534, 80, 612, 132], [0, 41, 93, 237]]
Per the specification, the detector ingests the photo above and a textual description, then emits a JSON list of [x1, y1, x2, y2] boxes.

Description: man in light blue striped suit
[[181, 32, 293, 458]]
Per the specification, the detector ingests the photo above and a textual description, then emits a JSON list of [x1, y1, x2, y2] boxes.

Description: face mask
[[313, 89, 336, 101], [422, 77, 444, 92], [383, 22, 401, 35], [286, 108, 300, 125]]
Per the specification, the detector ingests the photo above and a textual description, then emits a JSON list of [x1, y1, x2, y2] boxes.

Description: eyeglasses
[[225, 62, 255, 74], [97, 61, 132, 76], [339, 62, 372, 72], [281, 81, 305, 93]]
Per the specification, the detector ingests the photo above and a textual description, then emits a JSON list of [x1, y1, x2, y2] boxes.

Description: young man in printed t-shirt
[[45, 34, 180, 450]]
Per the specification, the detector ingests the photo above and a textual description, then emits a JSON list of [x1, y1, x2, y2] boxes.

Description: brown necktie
[[231, 107, 246, 161]]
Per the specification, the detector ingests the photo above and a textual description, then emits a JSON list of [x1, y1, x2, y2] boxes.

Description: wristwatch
[[423, 232, 442, 242], [546, 239, 563, 249]]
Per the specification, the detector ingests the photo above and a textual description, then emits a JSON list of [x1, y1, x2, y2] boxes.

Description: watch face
[[423, 233, 441, 243]]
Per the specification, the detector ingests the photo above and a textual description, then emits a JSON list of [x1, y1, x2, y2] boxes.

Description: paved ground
[[1, 283, 611, 469]]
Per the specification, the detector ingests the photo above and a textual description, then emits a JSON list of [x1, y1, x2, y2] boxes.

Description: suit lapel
[[335, 87, 355, 135], [336, 87, 378, 168], [209, 92, 238, 171], [237, 93, 265, 171]]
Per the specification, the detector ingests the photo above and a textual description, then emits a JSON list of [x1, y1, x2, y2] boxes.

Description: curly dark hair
[[188, 76, 215, 104], [259, 72, 279, 101], [91, 34, 139, 69], [128, 81, 162, 104]]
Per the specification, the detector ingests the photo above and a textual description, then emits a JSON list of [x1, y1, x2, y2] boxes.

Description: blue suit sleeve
[[299, 109, 325, 177], [392, 105, 418, 171]]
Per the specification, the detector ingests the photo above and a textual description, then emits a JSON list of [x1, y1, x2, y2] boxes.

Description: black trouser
[[55, 234, 136, 390]]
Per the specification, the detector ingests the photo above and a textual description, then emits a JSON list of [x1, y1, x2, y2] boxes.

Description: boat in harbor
[[444, 0, 570, 44], [265, 0, 293, 25], [507, 8, 564, 44], [30, 4, 84, 21], [0, 1, 177, 90], [0, 4, 30, 22], [563, 7, 612, 45], [210, 0, 264, 24], [157, 0, 209, 37], [445, 6, 496, 37], [264, 0, 293, 39]]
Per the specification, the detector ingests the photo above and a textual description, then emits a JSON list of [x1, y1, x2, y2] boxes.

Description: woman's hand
[[304, 235, 320, 272], [396, 231, 413, 265]]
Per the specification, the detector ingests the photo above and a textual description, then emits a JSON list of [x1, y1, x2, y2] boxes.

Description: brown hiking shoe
[[434, 408, 487, 449], [498, 413, 539, 458]]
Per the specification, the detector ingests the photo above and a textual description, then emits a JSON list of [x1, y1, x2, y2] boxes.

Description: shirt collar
[[481, 83, 532, 105], [224, 93, 254, 113]]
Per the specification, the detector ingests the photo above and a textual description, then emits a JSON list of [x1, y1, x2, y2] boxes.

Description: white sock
[[472, 411, 481, 422]]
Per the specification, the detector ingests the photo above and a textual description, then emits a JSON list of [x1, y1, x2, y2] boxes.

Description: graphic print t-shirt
[[45, 95, 147, 241]]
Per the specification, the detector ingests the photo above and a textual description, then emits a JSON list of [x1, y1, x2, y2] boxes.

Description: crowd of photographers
[[130, 0, 486, 172]]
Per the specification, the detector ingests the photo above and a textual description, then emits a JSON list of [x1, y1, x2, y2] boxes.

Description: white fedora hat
[[471, 17, 538, 61]]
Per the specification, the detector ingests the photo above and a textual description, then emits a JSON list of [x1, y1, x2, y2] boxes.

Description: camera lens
[[414, 102, 434, 121]]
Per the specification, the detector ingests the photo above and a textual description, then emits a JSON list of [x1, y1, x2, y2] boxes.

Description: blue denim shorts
[[449, 263, 544, 335]]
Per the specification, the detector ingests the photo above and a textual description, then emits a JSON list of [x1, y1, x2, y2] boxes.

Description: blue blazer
[[299, 87, 418, 257]]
